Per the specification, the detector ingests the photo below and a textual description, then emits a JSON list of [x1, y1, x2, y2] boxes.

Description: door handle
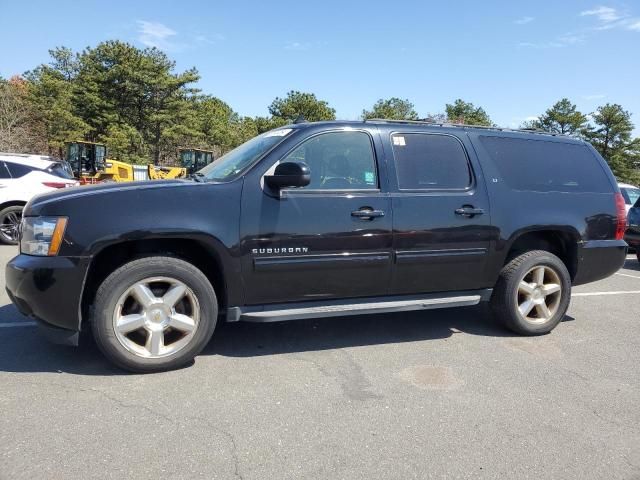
[[455, 206, 485, 218], [352, 208, 385, 220]]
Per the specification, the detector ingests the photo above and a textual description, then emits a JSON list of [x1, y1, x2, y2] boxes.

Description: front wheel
[[491, 250, 571, 335], [0, 205, 23, 245], [92, 256, 218, 373]]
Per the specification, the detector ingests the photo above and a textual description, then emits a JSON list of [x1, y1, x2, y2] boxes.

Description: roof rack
[[364, 118, 563, 137]]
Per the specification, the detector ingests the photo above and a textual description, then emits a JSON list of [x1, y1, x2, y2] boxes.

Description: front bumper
[[5, 254, 91, 344], [573, 239, 628, 286]]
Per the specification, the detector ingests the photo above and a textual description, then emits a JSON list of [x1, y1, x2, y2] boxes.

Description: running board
[[227, 289, 492, 323]]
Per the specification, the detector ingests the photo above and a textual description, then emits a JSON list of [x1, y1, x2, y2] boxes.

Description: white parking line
[[0, 321, 37, 328], [615, 272, 640, 280], [573, 290, 640, 297]]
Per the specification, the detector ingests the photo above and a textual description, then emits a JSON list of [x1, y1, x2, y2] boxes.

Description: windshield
[[198, 129, 293, 181]]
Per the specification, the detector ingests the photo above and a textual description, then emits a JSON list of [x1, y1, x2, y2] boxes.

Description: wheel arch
[[80, 236, 233, 327], [503, 227, 580, 280], [0, 200, 27, 211]]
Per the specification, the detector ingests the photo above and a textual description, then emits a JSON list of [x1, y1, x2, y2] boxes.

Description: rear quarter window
[[478, 136, 612, 193]]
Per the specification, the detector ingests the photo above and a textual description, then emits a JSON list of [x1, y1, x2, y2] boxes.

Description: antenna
[[293, 114, 307, 124]]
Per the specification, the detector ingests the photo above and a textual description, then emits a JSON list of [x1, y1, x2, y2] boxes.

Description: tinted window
[[0, 162, 10, 179], [479, 136, 612, 193], [282, 131, 378, 190], [391, 133, 471, 190], [5, 161, 32, 178]]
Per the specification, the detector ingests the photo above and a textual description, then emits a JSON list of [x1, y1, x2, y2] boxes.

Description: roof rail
[[0, 152, 32, 157], [364, 118, 563, 137], [0, 152, 56, 158]]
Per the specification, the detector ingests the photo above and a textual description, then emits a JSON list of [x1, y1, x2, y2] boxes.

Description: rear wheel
[[0, 205, 23, 245], [92, 256, 218, 372], [491, 250, 571, 335]]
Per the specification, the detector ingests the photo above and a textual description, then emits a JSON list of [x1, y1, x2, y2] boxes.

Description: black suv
[[6, 120, 628, 372]]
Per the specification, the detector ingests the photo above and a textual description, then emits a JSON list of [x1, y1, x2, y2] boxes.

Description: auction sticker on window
[[364, 171, 375, 184], [393, 136, 406, 146]]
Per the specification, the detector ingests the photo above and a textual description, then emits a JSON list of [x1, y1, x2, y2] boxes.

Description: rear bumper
[[5, 254, 90, 339], [573, 239, 627, 286]]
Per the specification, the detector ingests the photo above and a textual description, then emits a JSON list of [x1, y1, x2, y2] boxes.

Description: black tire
[[0, 205, 23, 245], [92, 256, 218, 373], [491, 250, 571, 335]]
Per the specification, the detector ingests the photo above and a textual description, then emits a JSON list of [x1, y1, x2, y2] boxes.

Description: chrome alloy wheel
[[113, 277, 200, 358], [515, 266, 562, 324], [0, 209, 22, 243]]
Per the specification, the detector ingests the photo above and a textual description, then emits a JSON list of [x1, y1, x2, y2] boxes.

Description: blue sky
[[1, 0, 639, 132]]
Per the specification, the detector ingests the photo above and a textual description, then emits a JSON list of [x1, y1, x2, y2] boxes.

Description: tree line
[[0, 40, 638, 183]]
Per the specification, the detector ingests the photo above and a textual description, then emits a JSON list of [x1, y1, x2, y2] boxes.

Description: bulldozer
[[65, 141, 135, 183], [179, 148, 214, 174]]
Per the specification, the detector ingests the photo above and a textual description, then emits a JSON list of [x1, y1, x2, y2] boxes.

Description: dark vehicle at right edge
[[625, 197, 640, 261], [5, 119, 628, 372]]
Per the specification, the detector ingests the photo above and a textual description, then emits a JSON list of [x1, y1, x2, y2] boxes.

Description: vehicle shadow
[[205, 304, 513, 359], [623, 258, 640, 271], [0, 303, 576, 376]]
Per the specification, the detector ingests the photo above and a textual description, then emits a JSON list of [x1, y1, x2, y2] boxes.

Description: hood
[[25, 179, 193, 215]]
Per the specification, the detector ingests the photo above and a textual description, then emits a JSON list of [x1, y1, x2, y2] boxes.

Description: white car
[[619, 182, 640, 215], [0, 153, 78, 245]]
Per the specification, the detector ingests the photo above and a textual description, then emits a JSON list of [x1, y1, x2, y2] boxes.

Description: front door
[[386, 131, 495, 295], [240, 128, 392, 305]]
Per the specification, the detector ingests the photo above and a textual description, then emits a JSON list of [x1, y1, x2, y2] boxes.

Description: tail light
[[614, 192, 626, 240], [42, 182, 72, 189]]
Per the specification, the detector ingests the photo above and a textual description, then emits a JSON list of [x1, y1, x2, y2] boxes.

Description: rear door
[[240, 128, 393, 305], [0, 161, 34, 202], [385, 130, 495, 294]]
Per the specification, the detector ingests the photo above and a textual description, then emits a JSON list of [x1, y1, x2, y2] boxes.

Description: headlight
[[20, 217, 68, 256]]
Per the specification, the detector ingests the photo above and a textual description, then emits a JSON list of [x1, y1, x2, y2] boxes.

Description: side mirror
[[265, 161, 311, 189]]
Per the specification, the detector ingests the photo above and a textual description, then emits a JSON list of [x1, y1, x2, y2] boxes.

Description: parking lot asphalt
[[0, 245, 639, 480]]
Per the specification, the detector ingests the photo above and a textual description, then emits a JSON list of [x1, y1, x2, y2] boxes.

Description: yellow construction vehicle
[[66, 142, 196, 183], [65, 141, 134, 183], [179, 148, 214, 174], [147, 164, 187, 180]]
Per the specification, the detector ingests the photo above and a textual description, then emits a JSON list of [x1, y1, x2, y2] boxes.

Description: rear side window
[[0, 162, 10, 179], [391, 133, 471, 190], [479, 136, 612, 193], [5, 161, 32, 178]]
